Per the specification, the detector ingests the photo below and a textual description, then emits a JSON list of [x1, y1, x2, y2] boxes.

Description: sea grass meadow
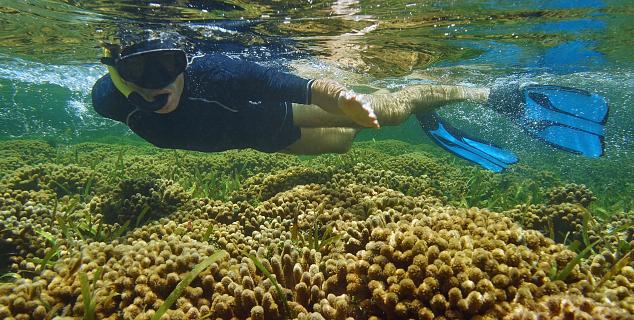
[[1, 1, 633, 319]]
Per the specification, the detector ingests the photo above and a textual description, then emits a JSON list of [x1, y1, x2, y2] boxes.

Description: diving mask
[[101, 48, 187, 89], [101, 45, 186, 112]]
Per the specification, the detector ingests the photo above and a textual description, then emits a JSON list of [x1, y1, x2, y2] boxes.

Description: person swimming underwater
[[92, 33, 608, 172]]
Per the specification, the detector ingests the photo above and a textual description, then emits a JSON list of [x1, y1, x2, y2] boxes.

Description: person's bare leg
[[292, 85, 490, 128], [282, 127, 358, 155], [370, 85, 489, 125]]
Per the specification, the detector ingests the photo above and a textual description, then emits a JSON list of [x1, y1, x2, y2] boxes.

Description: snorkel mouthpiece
[[129, 93, 169, 112], [102, 47, 168, 112]]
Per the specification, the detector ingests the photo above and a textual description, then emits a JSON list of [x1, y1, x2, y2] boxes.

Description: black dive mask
[[101, 49, 187, 89]]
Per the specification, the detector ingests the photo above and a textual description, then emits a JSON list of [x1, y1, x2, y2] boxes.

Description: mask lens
[[116, 50, 187, 88], [156, 51, 187, 76]]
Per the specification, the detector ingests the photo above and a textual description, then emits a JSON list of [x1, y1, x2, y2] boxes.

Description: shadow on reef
[[0, 139, 632, 319], [97, 178, 190, 226]]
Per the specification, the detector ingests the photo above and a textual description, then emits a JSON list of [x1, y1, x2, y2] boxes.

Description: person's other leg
[[292, 85, 489, 127], [292, 104, 358, 127], [282, 127, 358, 155]]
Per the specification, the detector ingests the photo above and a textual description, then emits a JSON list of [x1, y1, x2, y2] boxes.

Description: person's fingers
[[338, 92, 381, 128], [351, 93, 375, 116], [348, 93, 380, 128]]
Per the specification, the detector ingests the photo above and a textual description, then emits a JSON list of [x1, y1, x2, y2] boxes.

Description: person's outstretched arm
[[210, 55, 379, 128]]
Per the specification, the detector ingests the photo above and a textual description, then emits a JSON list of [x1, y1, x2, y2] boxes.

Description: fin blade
[[418, 113, 518, 173], [462, 137, 520, 164], [524, 98, 605, 136], [537, 125, 604, 157], [489, 84, 608, 157], [525, 85, 608, 124]]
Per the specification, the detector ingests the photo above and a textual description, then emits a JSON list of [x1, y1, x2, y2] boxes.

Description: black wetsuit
[[91, 54, 313, 152]]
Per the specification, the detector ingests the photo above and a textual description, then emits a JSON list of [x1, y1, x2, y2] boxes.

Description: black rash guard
[[91, 54, 313, 153]]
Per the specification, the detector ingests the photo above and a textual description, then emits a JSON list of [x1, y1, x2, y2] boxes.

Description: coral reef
[[504, 294, 633, 319], [352, 206, 591, 319], [232, 166, 335, 204], [96, 178, 190, 225], [503, 203, 591, 244], [0, 164, 104, 198], [0, 189, 58, 271], [330, 163, 446, 200], [1, 183, 628, 319], [504, 196, 633, 256], [597, 265, 634, 313], [356, 139, 421, 157], [0, 139, 632, 319], [546, 183, 597, 208], [0, 140, 56, 175]]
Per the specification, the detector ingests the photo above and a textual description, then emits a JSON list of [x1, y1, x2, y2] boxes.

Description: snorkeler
[[92, 37, 608, 172]]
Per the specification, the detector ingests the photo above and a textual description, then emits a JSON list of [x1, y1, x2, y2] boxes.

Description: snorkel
[[101, 47, 169, 112]]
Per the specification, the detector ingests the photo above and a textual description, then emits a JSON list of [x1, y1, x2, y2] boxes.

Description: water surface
[[0, 0, 632, 175]]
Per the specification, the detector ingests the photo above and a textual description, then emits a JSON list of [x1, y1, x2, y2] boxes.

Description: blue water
[[0, 0, 632, 161]]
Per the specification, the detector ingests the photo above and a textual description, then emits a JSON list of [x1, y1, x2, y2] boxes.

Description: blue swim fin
[[417, 112, 519, 173], [488, 84, 608, 157]]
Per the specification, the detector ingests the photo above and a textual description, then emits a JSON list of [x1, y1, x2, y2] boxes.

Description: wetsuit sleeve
[[202, 55, 313, 104], [91, 74, 135, 123], [238, 62, 313, 104]]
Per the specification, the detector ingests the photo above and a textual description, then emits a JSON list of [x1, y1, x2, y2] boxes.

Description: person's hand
[[338, 91, 380, 128]]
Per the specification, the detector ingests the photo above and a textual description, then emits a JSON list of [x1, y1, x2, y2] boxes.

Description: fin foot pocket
[[487, 83, 608, 157]]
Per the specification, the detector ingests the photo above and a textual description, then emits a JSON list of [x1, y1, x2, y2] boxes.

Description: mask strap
[[102, 48, 133, 98]]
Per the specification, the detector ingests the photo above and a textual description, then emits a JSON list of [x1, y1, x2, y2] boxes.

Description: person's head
[[100, 32, 189, 113]]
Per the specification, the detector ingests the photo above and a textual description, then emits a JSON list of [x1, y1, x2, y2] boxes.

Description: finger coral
[[0, 139, 631, 320], [546, 183, 596, 207]]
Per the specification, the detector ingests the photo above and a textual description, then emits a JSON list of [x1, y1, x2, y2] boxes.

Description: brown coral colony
[[0, 140, 632, 319]]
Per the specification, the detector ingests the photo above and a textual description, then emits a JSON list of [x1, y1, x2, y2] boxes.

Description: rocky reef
[[0, 139, 632, 319]]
